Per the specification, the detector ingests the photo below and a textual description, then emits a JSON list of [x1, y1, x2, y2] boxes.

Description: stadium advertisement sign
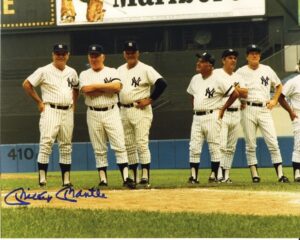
[[56, 0, 266, 26], [1, 0, 55, 29]]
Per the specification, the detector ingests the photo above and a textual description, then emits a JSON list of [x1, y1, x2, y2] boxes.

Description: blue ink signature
[[55, 186, 107, 203], [4, 187, 107, 206], [4, 187, 52, 206]]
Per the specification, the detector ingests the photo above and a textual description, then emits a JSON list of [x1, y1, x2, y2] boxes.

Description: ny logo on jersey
[[67, 78, 79, 88], [205, 87, 215, 98], [131, 77, 141, 87], [104, 77, 113, 83], [261, 76, 269, 86]]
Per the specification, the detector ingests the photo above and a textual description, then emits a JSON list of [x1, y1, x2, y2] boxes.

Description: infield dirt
[[2, 188, 300, 216]]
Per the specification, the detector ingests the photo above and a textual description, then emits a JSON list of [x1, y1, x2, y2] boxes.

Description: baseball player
[[117, 41, 167, 186], [187, 52, 239, 184], [236, 44, 289, 183], [79, 44, 135, 189], [22, 43, 79, 187], [211, 49, 248, 183], [278, 74, 300, 182]]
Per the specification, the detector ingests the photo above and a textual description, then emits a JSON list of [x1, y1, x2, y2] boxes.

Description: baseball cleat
[[188, 176, 199, 184], [278, 176, 289, 183], [123, 178, 136, 189], [217, 177, 224, 183], [221, 178, 232, 184], [208, 177, 217, 183], [139, 178, 151, 188], [139, 178, 149, 184], [252, 176, 261, 183], [98, 181, 108, 187], [294, 177, 300, 183], [62, 183, 73, 187], [39, 181, 47, 187]]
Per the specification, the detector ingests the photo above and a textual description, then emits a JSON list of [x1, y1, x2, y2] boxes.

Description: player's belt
[[49, 104, 72, 110], [194, 110, 213, 116], [227, 108, 239, 112], [89, 105, 115, 111], [119, 103, 134, 108], [246, 101, 264, 107]]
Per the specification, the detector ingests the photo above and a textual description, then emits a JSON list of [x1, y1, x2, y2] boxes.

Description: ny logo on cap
[[128, 42, 133, 47], [59, 44, 63, 49], [92, 46, 96, 50]]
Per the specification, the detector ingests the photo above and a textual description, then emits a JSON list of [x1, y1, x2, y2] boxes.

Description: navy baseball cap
[[196, 52, 215, 66], [246, 44, 261, 54], [53, 43, 68, 53], [222, 49, 239, 58], [88, 44, 104, 55], [123, 41, 138, 51]]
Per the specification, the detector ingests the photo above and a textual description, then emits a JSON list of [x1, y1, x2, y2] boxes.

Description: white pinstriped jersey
[[236, 64, 281, 102], [117, 61, 162, 104], [282, 75, 300, 111], [27, 63, 79, 105], [214, 68, 243, 108], [187, 72, 234, 111], [79, 67, 120, 107]]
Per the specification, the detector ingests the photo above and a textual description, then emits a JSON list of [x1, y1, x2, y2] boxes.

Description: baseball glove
[[61, 0, 76, 23], [86, 0, 106, 22]]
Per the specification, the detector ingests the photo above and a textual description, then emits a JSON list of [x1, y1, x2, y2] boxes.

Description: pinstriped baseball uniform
[[27, 63, 79, 165], [79, 66, 128, 168], [118, 61, 162, 165], [282, 75, 300, 165], [187, 71, 234, 164], [214, 68, 243, 170], [236, 64, 282, 166]]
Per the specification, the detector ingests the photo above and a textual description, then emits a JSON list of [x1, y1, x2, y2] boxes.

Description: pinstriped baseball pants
[[189, 111, 222, 164], [241, 105, 282, 166], [220, 110, 240, 169], [292, 110, 300, 164], [120, 105, 153, 165], [37, 104, 73, 164], [87, 106, 128, 168]]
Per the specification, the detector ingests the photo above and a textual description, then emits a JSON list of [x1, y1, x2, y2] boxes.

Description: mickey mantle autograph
[[4, 187, 107, 206]]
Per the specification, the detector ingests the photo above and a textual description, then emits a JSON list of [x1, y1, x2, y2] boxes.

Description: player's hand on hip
[[37, 102, 45, 113], [266, 99, 277, 110], [218, 109, 225, 119], [290, 111, 298, 121], [135, 98, 152, 109], [240, 102, 246, 110]]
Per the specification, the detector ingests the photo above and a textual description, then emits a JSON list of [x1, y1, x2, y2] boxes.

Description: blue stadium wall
[[0, 137, 293, 173]]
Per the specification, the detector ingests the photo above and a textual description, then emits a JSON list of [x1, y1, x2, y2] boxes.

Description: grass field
[[1, 168, 300, 238]]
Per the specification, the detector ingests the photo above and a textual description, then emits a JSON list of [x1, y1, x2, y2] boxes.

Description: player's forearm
[[278, 94, 294, 115], [221, 89, 239, 110], [72, 89, 79, 107], [272, 84, 282, 103], [85, 90, 104, 97], [101, 82, 122, 93], [236, 87, 248, 99], [81, 82, 121, 93], [22, 80, 43, 104]]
